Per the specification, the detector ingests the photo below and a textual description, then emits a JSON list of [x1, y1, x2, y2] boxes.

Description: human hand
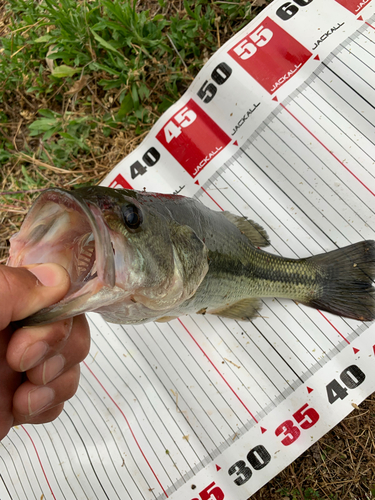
[[0, 263, 90, 441]]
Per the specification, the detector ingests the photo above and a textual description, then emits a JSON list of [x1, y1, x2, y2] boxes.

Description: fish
[[7, 186, 375, 326]]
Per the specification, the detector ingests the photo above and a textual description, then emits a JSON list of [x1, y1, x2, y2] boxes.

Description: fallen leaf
[[52, 65, 80, 78], [65, 75, 89, 95], [45, 44, 58, 72]]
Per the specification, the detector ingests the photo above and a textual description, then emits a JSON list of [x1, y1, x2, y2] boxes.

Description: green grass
[[277, 486, 329, 499], [0, 0, 268, 259], [0, 0, 261, 177]]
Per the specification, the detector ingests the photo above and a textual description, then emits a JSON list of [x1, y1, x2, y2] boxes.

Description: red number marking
[[108, 173, 133, 189], [228, 17, 312, 94], [156, 99, 230, 178], [275, 419, 301, 446], [192, 481, 225, 500], [275, 403, 320, 445], [333, 0, 371, 14], [292, 403, 319, 429]]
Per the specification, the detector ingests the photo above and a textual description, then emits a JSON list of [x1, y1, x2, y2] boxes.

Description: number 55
[[192, 481, 224, 500], [233, 26, 273, 60]]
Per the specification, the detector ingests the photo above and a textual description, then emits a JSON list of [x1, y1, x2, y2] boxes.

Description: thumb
[[0, 264, 70, 329]]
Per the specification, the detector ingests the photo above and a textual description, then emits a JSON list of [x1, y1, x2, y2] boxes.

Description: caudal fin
[[306, 240, 375, 321]]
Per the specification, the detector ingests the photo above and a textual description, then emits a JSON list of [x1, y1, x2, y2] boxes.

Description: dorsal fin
[[222, 212, 270, 247], [206, 297, 262, 321]]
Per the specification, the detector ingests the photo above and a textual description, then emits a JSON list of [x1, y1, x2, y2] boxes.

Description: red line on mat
[[280, 103, 375, 198], [200, 186, 224, 211], [83, 361, 168, 498], [317, 310, 350, 344], [178, 318, 258, 423], [21, 425, 57, 500], [365, 22, 375, 30]]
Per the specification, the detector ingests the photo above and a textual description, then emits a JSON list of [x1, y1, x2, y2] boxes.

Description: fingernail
[[28, 386, 55, 416], [42, 355, 65, 385], [20, 341, 48, 372], [27, 263, 67, 287]]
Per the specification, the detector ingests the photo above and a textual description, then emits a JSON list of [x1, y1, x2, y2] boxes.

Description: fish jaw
[[7, 188, 118, 325]]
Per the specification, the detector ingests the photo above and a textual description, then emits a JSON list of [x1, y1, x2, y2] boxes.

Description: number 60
[[276, 0, 313, 21]]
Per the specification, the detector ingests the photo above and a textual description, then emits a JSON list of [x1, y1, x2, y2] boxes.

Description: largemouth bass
[[7, 186, 375, 325]]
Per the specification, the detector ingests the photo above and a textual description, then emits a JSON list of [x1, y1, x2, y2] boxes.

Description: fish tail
[[305, 240, 375, 321]]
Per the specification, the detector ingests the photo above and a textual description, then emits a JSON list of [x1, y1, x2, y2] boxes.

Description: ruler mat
[[1, 1, 375, 499]]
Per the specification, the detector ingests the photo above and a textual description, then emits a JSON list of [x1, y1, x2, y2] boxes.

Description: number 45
[[233, 26, 273, 60], [192, 482, 224, 500], [164, 106, 197, 143]]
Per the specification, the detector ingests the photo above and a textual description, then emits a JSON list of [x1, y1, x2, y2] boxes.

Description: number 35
[[275, 403, 319, 446], [191, 482, 224, 500]]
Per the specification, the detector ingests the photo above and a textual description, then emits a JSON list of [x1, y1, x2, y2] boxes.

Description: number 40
[[326, 365, 365, 404]]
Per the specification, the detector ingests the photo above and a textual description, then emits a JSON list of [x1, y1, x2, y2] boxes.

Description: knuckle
[[47, 318, 73, 351]]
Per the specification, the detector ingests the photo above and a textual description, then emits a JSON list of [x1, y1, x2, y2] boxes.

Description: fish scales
[[6, 187, 375, 325], [127, 193, 319, 314]]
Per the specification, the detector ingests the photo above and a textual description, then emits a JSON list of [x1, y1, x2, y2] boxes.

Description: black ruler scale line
[[48, 418, 92, 500], [321, 59, 375, 110], [249, 126, 357, 246], [0, 455, 20, 500], [64, 412, 110, 500], [82, 347, 179, 494], [109, 323, 209, 471], [32, 426, 68, 500], [152, 320, 240, 439], [313, 69, 375, 148], [74, 374, 153, 500], [270, 109, 375, 236], [8, 431, 48, 500], [52, 410, 104, 500], [0, 473, 13, 500], [219, 161, 318, 255], [61, 395, 134, 499], [235, 128, 365, 250], [88, 327, 186, 488], [188, 314, 272, 409], [200, 287, 304, 394], [102, 326, 206, 488], [214, 314, 293, 397], [129, 323, 217, 459], [289, 93, 375, 189]]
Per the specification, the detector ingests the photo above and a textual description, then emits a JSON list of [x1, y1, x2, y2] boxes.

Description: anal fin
[[156, 315, 178, 323], [207, 298, 262, 321]]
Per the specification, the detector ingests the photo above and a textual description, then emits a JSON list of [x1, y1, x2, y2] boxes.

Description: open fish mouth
[[7, 188, 116, 325]]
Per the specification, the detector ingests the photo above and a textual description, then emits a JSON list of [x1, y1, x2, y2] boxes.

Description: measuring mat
[[1, 0, 375, 498]]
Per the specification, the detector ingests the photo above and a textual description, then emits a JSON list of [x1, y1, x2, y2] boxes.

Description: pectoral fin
[[207, 298, 262, 320]]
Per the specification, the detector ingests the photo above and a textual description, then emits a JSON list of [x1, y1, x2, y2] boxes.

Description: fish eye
[[121, 205, 143, 231]]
